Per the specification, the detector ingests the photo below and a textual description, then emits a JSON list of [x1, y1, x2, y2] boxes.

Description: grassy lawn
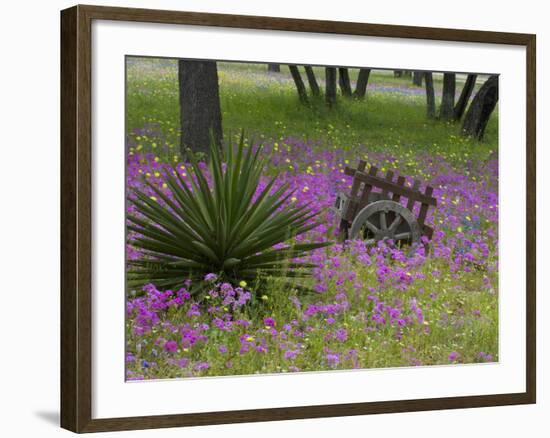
[[126, 58, 497, 164]]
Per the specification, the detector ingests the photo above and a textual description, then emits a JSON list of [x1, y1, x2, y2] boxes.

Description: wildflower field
[[125, 59, 498, 380]]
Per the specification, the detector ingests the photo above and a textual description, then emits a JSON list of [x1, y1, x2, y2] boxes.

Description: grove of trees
[[421, 70, 498, 139], [177, 61, 499, 156]]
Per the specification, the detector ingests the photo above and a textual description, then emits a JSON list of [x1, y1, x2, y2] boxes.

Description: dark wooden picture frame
[[61, 4, 536, 433]]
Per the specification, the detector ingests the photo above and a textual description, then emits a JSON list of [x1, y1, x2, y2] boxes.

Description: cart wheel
[[349, 200, 421, 246]]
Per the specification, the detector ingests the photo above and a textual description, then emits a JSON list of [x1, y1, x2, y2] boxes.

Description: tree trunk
[[325, 67, 337, 108], [413, 71, 423, 86], [353, 68, 371, 99], [267, 63, 281, 73], [338, 68, 352, 98], [178, 60, 222, 155], [454, 74, 477, 121], [462, 75, 498, 140], [288, 65, 309, 104], [439, 73, 456, 121], [424, 72, 436, 119], [304, 66, 321, 97]]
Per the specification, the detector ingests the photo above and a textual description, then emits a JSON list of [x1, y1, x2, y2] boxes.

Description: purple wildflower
[[164, 340, 178, 353], [448, 352, 460, 362], [204, 273, 218, 282]]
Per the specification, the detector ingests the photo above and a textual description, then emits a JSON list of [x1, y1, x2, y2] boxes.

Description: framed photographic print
[[60, 4, 536, 433]]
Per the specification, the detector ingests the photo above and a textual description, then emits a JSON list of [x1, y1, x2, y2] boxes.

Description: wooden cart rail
[[344, 166, 437, 206], [336, 159, 437, 241]]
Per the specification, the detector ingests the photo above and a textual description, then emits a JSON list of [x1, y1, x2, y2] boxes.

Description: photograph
[[124, 58, 500, 380], [0, 0, 542, 435]]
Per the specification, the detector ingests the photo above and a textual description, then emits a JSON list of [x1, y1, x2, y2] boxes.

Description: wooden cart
[[332, 160, 437, 245]]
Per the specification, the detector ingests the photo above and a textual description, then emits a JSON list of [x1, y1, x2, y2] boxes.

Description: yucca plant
[[127, 136, 331, 297]]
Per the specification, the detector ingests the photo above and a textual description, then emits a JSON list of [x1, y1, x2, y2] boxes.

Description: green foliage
[[127, 136, 331, 295]]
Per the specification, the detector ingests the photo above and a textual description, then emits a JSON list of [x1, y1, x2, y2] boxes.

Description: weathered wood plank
[[345, 169, 437, 206], [381, 170, 394, 197], [423, 224, 434, 239], [417, 186, 435, 225], [392, 175, 406, 202], [359, 166, 378, 206], [348, 161, 367, 198], [406, 180, 421, 210]]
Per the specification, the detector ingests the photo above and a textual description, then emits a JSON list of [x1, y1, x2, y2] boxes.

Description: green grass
[[126, 58, 497, 165]]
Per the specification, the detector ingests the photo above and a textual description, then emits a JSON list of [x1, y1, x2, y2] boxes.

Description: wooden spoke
[[389, 214, 403, 233], [350, 200, 422, 244], [379, 211, 387, 230], [364, 220, 379, 234], [394, 231, 412, 240]]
